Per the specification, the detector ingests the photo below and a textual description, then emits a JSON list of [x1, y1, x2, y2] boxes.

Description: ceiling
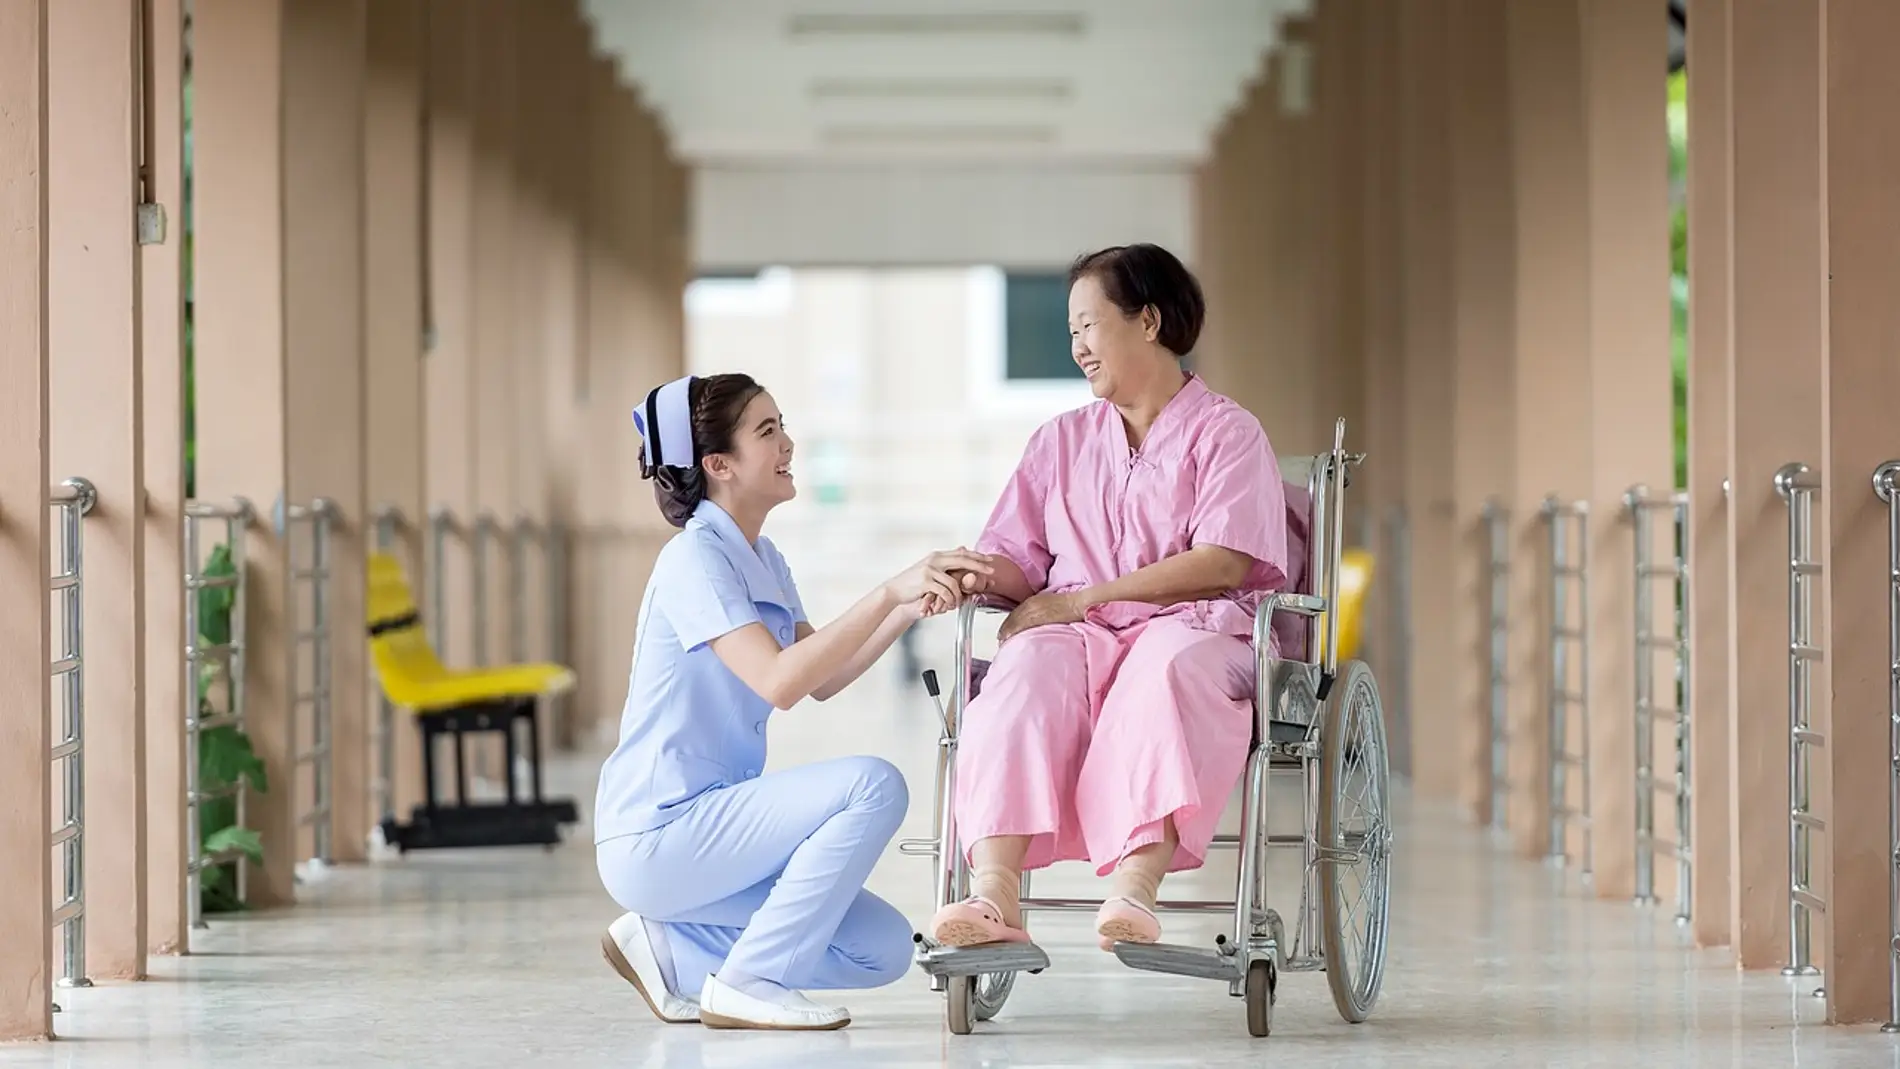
[[581, 1, 1308, 165]]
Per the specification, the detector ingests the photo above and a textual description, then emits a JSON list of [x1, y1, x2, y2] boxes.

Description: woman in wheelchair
[[927, 243, 1291, 954], [594, 372, 992, 1031]]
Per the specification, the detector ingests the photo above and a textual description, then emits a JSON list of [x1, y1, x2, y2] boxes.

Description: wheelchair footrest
[[911, 935, 1051, 978], [380, 798, 578, 853], [1113, 940, 1244, 983]]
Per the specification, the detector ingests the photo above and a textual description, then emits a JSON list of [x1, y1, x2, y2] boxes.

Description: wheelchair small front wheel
[[1244, 959, 1276, 1037], [946, 975, 975, 1035]]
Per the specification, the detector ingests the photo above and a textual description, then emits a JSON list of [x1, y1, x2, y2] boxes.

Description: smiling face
[[1069, 273, 1168, 403], [703, 390, 797, 511]]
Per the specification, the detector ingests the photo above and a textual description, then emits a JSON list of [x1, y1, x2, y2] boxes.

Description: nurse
[[595, 371, 995, 1032], [926, 243, 1291, 954]]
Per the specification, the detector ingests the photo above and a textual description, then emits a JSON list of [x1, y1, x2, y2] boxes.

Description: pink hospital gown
[[957, 374, 1290, 876]]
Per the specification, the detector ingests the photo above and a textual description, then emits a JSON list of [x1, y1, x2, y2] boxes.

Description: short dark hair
[[647, 373, 766, 528], [1066, 243, 1205, 357]]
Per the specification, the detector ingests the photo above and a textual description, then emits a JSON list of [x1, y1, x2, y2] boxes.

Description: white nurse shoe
[[602, 912, 701, 1024], [697, 976, 851, 1031]]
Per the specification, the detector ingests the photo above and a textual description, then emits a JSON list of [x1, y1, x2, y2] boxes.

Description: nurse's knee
[[840, 755, 909, 818], [850, 896, 916, 986]]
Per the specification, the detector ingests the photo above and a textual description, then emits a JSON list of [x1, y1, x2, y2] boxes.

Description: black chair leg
[[420, 719, 439, 815], [452, 726, 468, 806], [525, 703, 545, 805], [502, 715, 519, 808]]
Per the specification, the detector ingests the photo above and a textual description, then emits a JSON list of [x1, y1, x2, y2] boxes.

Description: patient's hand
[[998, 590, 1087, 643]]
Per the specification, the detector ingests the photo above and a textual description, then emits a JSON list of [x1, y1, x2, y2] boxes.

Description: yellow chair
[[1333, 547, 1374, 663], [367, 552, 579, 852]]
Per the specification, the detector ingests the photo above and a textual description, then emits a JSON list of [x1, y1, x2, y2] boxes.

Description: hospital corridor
[[3, 0, 1900, 1065]]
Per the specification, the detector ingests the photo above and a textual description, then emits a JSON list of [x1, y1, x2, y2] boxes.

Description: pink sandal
[[928, 896, 1031, 948], [1094, 896, 1161, 951]]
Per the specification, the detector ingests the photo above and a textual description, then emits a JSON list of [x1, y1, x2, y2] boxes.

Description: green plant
[[194, 542, 268, 913]]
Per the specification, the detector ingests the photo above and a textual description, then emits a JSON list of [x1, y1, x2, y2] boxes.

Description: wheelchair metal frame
[[903, 418, 1393, 1037]]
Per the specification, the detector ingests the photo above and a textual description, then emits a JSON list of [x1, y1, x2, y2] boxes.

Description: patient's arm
[[956, 556, 1036, 606], [1075, 544, 1254, 611]]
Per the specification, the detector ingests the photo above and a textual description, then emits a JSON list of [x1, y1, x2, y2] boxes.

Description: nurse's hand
[[997, 590, 1087, 643], [885, 549, 993, 612]]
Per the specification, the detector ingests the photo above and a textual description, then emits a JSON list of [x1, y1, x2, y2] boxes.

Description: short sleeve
[[758, 538, 808, 624], [1187, 410, 1290, 591], [657, 535, 765, 652], [974, 424, 1057, 592]]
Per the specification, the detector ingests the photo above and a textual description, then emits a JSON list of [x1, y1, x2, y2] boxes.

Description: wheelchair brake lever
[[921, 670, 951, 736], [1315, 671, 1336, 703]]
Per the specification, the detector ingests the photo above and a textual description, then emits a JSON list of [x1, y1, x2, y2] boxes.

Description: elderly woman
[[928, 243, 1289, 952]]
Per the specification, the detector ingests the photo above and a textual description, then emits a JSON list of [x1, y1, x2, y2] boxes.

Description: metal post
[[48, 478, 95, 989], [371, 505, 402, 824], [1543, 496, 1592, 881], [427, 507, 453, 656], [1773, 462, 1825, 987], [1483, 499, 1511, 832], [1873, 460, 1900, 1033], [283, 498, 337, 867], [1626, 486, 1692, 921], [183, 497, 254, 933], [509, 515, 530, 664], [472, 511, 496, 667]]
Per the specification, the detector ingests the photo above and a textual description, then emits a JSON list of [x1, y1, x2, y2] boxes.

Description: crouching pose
[[927, 244, 1291, 953], [595, 372, 993, 1031]]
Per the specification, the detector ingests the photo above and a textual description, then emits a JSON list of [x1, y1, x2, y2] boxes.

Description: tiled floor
[[5, 670, 1893, 1068]]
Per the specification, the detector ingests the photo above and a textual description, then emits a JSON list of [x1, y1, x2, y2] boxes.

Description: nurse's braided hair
[[648, 372, 766, 528]]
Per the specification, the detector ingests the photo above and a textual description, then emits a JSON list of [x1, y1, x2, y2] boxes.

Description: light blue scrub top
[[593, 499, 808, 843]]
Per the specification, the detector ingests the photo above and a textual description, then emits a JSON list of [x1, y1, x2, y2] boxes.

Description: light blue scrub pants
[[597, 755, 913, 994]]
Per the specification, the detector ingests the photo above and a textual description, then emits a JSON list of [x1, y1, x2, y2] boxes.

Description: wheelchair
[[902, 418, 1393, 1037]]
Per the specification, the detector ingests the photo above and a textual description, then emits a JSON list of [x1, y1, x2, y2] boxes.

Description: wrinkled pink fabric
[[958, 375, 1291, 875]]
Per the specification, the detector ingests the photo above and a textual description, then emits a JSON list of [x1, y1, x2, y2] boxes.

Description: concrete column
[[141, 0, 190, 957], [1684, 0, 1735, 949], [49, 0, 149, 978], [364, 0, 427, 827], [1260, 33, 1322, 452], [425, 0, 478, 681], [1578, 0, 1676, 905], [282, 0, 369, 868], [471, 0, 518, 715], [1447, 0, 1517, 825], [194, 0, 367, 903], [1397, 0, 1459, 803], [0, 0, 56, 1039], [540, 4, 590, 750], [1505, 0, 1592, 859], [1357, 2, 1409, 776], [1725, 0, 1826, 971], [1819, 0, 1900, 1025]]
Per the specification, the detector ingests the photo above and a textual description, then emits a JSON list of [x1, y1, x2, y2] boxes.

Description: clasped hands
[[886, 548, 1089, 642]]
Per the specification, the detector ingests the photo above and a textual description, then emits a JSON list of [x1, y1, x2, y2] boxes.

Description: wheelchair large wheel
[[1316, 659, 1392, 1024]]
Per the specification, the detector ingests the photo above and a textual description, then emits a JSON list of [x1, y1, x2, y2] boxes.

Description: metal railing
[[1383, 504, 1413, 776], [427, 506, 455, 655], [1774, 462, 1825, 988], [1483, 499, 1511, 832], [371, 505, 405, 824], [1869, 461, 1900, 1040], [282, 498, 337, 868], [1627, 486, 1692, 923], [471, 510, 501, 667], [1542, 496, 1592, 880], [48, 478, 95, 990], [183, 498, 254, 930], [1875, 459, 1900, 1035]]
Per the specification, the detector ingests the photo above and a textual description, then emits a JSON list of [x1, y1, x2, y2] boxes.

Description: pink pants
[[953, 616, 1255, 876]]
